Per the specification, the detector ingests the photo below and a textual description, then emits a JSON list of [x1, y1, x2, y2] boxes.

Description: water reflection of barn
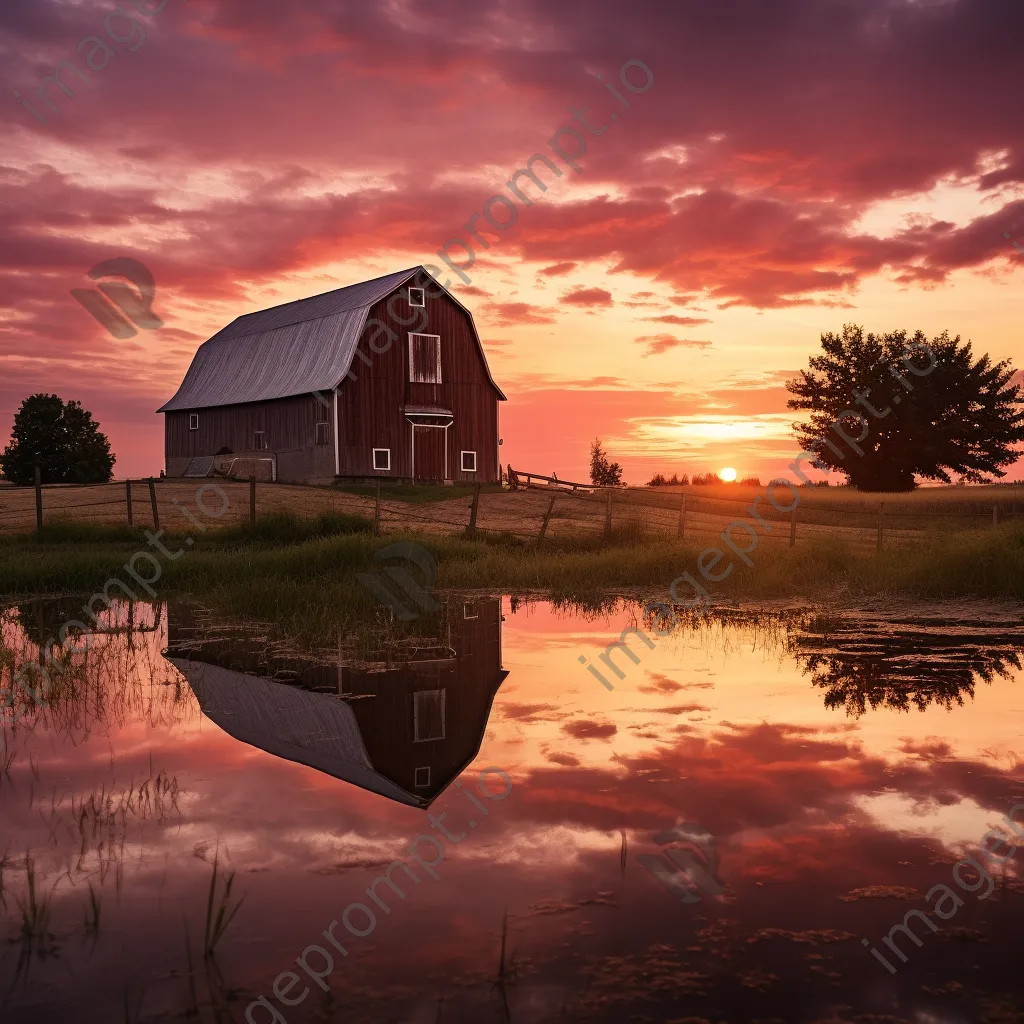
[[164, 598, 507, 807]]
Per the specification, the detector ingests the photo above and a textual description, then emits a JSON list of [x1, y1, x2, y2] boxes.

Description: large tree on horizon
[[786, 325, 1024, 491], [0, 394, 115, 485]]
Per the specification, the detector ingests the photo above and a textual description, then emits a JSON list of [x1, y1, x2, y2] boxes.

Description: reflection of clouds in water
[[4, 597, 1024, 1022], [852, 792, 1024, 863]]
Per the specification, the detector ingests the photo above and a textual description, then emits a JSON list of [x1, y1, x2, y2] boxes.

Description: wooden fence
[[0, 475, 1020, 550]]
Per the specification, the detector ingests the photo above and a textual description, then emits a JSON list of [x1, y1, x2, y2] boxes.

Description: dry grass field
[[1, 477, 1021, 551]]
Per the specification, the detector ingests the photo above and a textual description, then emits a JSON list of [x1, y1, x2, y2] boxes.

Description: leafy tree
[[589, 438, 623, 486], [1, 394, 115, 485], [786, 325, 1024, 491]]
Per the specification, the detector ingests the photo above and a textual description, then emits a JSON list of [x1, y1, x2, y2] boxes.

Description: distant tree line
[[647, 472, 769, 487]]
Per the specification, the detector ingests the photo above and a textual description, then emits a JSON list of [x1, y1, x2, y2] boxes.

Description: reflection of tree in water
[[788, 614, 1024, 716]]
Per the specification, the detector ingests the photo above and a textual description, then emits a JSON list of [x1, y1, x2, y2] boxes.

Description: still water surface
[[1, 597, 1023, 1022]]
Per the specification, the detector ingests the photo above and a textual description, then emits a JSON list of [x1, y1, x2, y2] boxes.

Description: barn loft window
[[254, 430, 266, 450], [409, 333, 441, 384], [189, 413, 199, 430], [461, 450, 477, 472], [414, 766, 431, 788], [373, 448, 391, 471], [463, 600, 478, 619], [413, 689, 446, 742], [315, 421, 329, 446], [408, 287, 425, 307]]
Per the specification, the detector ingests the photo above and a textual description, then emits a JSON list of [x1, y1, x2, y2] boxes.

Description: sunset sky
[[2, 0, 1023, 482]]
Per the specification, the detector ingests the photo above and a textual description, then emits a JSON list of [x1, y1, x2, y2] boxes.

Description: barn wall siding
[[336, 287, 500, 481], [165, 393, 336, 483]]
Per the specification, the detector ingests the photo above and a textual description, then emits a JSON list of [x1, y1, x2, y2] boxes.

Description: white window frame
[[413, 689, 446, 742], [408, 333, 441, 384], [254, 430, 266, 450], [461, 450, 477, 473], [189, 413, 199, 430], [463, 600, 478, 620], [372, 448, 391, 471], [315, 421, 330, 446], [414, 766, 431, 788], [408, 286, 425, 307]]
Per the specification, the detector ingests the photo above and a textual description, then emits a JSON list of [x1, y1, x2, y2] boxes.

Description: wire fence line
[[0, 476, 1021, 550]]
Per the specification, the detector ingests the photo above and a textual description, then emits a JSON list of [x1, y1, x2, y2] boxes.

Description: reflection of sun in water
[[720, 467, 737, 482]]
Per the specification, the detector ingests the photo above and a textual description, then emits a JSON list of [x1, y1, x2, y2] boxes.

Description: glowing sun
[[720, 467, 737, 482]]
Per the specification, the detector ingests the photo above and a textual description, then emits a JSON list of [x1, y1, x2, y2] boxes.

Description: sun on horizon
[[720, 467, 738, 482]]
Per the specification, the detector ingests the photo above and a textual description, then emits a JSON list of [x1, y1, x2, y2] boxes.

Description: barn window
[[461, 450, 477, 472], [254, 430, 266, 450], [315, 421, 330, 445], [414, 766, 431, 788], [413, 689, 446, 742], [408, 287, 425, 307], [463, 600, 478, 619], [373, 448, 391, 471], [409, 333, 441, 384], [189, 413, 199, 430]]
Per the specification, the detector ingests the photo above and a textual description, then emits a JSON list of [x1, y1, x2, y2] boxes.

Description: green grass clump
[[208, 509, 373, 545]]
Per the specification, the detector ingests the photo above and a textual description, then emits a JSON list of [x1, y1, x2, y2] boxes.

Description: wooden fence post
[[677, 493, 688, 540], [468, 483, 481, 537], [249, 475, 256, 524], [148, 478, 160, 531], [125, 479, 133, 527], [34, 464, 42, 531], [537, 494, 556, 543], [604, 488, 613, 539], [876, 501, 884, 552], [374, 481, 381, 536], [789, 507, 797, 547]]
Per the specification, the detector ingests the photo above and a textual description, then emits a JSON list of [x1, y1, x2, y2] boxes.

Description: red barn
[[158, 267, 505, 484]]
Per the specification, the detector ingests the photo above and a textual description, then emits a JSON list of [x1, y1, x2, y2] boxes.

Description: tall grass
[[0, 519, 1022, 644], [16, 853, 53, 950], [203, 851, 243, 959]]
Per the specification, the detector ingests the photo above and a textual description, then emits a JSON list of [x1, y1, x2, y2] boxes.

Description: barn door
[[413, 425, 446, 481]]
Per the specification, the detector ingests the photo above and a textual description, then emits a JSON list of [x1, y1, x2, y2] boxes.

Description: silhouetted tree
[[590, 439, 623, 486], [786, 325, 1024, 491], [0, 394, 115, 485]]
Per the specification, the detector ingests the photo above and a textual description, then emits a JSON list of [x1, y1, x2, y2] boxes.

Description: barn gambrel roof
[[158, 266, 505, 412]]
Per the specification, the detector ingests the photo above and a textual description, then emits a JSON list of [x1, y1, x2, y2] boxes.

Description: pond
[[1, 596, 1023, 1022]]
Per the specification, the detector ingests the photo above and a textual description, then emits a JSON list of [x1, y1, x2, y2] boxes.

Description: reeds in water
[[203, 851, 244, 959]]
